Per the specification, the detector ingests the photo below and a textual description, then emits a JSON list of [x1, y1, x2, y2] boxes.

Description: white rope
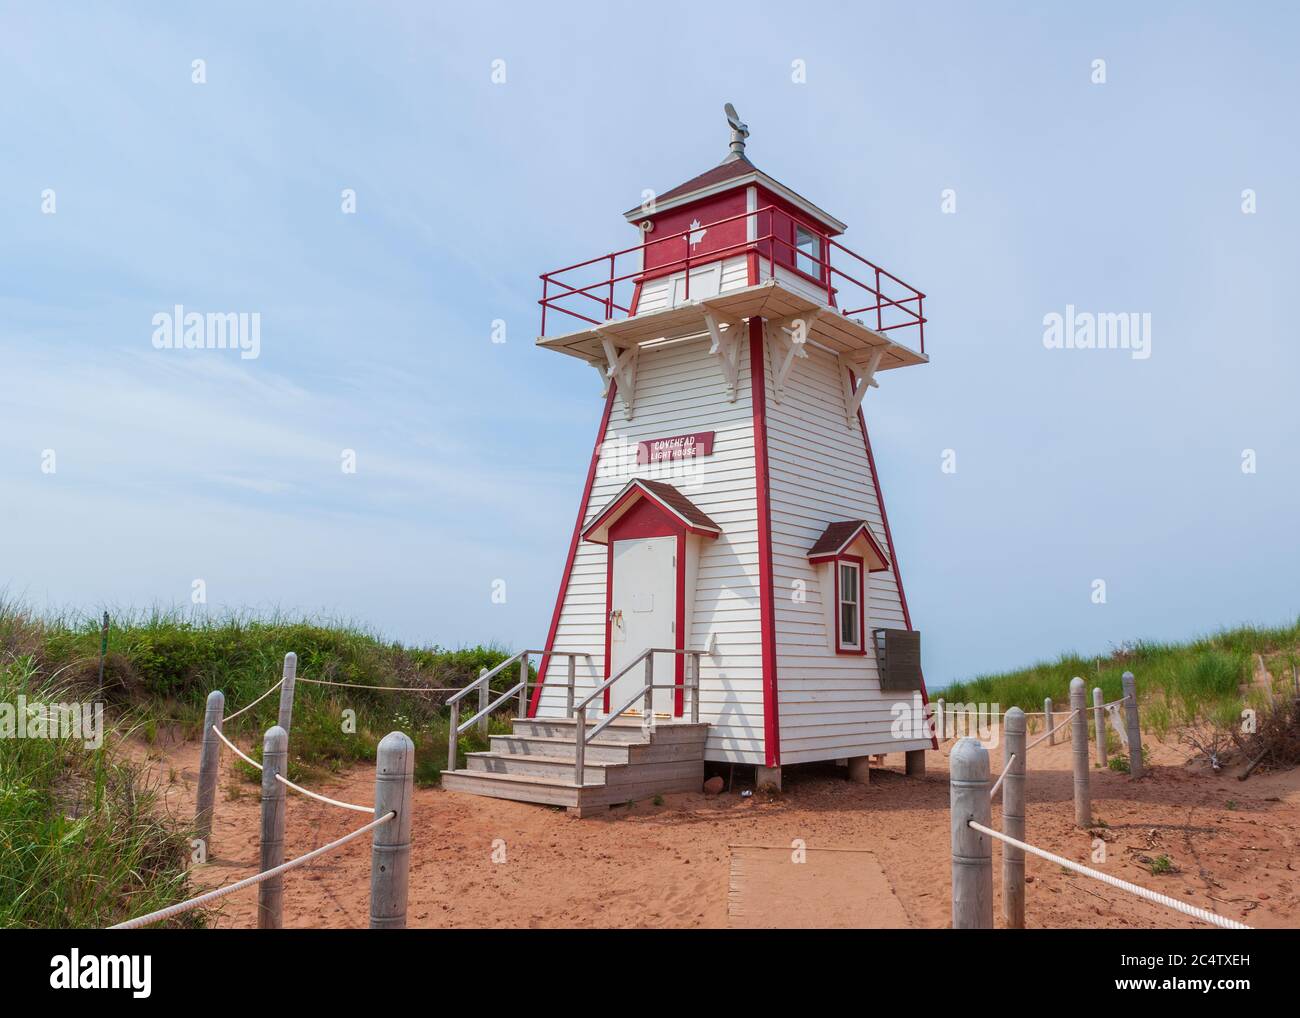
[[989, 753, 1017, 799], [212, 724, 262, 770], [968, 820, 1252, 931], [213, 725, 375, 813], [1026, 709, 1078, 752], [274, 773, 373, 814], [222, 678, 283, 722], [296, 677, 462, 693], [109, 812, 394, 929]]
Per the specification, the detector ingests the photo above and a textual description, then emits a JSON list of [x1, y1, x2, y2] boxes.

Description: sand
[[134, 729, 1298, 929]]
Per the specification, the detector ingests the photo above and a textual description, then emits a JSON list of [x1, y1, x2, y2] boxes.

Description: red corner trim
[[751, 317, 780, 767]]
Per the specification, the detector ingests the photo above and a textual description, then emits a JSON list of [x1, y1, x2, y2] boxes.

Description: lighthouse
[[443, 106, 933, 810]]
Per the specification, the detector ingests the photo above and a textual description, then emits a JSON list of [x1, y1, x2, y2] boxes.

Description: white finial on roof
[[723, 103, 749, 162]]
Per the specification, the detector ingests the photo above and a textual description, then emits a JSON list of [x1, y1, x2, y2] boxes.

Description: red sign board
[[636, 431, 715, 465]]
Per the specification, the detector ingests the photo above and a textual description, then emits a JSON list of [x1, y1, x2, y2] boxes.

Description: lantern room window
[[795, 225, 822, 277], [837, 560, 862, 651]]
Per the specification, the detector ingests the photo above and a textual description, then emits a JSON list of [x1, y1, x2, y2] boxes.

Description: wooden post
[[517, 654, 529, 719], [194, 690, 224, 853], [477, 667, 489, 737], [370, 731, 414, 929], [936, 697, 946, 740], [276, 652, 297, 734], [1002, 707, 1026, 929], [566, 654, 576, 718], [1069, 677, 1091, 826], [643, 652, 654, 715], [258, 725, 288, 929], [689, 652, 700, 723], [949, 737, 992, 929], [1122, 671, 1143, 778], [1044, 697, 1055, 745], [574, 706, 586, 785], [446, 696, 460, 774], [1092, 687, 1107, 768]]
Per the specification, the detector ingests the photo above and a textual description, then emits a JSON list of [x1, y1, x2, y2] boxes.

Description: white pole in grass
[[258, 726, 288, 929], [1069, 678, 1091, 827], [1044, 697, 1055, 745], [1092, 686, 1107, 768], [1002, 707, 1026, 929], [936, 697, 946, 740], [949, 737, 992, 929], [277, 652, 297, 734], [370, 731, 414, 929], [195, 690, 224, 852], [1122, 671, 1143, 778]]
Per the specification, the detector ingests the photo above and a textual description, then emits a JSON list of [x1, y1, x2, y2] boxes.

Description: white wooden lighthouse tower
[[443, 106, 934, 810]]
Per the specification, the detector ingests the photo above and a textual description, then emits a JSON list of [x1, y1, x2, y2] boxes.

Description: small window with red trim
[[838, 560, 862, 651]]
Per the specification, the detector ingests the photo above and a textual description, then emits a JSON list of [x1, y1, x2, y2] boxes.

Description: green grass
[[0, 656, 202, 928], [938, 619, 1300, 737], [6, 602, 532, 777], [0, 600, 541, 927]]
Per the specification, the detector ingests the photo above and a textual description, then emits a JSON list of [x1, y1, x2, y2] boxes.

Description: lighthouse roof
[[623, 154, 847, 234]]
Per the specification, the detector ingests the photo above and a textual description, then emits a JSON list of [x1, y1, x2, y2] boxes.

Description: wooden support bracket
[[703, 311, 744, 403], [764, 314, 814, 403], [599, 333, 639, 418], [840, 348, 883, 424]]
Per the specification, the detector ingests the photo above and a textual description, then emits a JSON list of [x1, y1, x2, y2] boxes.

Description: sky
[[1, 1, 1297, 688]]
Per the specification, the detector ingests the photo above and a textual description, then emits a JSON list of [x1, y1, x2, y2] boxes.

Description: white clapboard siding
[[634, 255, 751, 314], [753, 256, 833, 305], [535, 333, 767, 764], [763, 337, 929, 764]]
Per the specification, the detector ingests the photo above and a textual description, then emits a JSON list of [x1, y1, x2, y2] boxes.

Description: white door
[[609, 536, 677, 715]]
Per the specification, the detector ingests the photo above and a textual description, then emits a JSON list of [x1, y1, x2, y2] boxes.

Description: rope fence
[[1026, 709, 1077, 753], [949, 671, 1251, 931], [223, 678, 283, 722], [967, 820, 1251, 931], [988, 752, 1016, 800], [110, 812, 395, 929], [118, 651, 415, 931]]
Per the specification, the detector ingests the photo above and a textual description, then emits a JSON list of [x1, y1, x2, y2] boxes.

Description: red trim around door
[[674, 532, 686, 716], [750, 317, 781, 768], [851, 368, 938, 751], [528, 382, 618, 717], [600, 510, 689, 718]]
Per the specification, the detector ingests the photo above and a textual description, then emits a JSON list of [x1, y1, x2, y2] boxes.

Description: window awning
[[582, 478, 721, 545], [806, 520, 890, 571]]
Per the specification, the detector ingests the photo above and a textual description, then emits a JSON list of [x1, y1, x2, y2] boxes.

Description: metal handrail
[[573, 648, 652, 712], [445, 648, 538, 706], [444, 648, 597, 772], [455, 681, 525, 737], [445, 648, 541, 773], [538, 203, 927, 352], [571, 647, 706, 785]]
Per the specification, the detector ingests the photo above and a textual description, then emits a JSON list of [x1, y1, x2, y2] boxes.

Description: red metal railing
[[539, 204, 926, 353]]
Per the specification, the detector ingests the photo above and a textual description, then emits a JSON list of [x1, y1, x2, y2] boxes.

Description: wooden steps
[[440, 716, 708, 817]]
